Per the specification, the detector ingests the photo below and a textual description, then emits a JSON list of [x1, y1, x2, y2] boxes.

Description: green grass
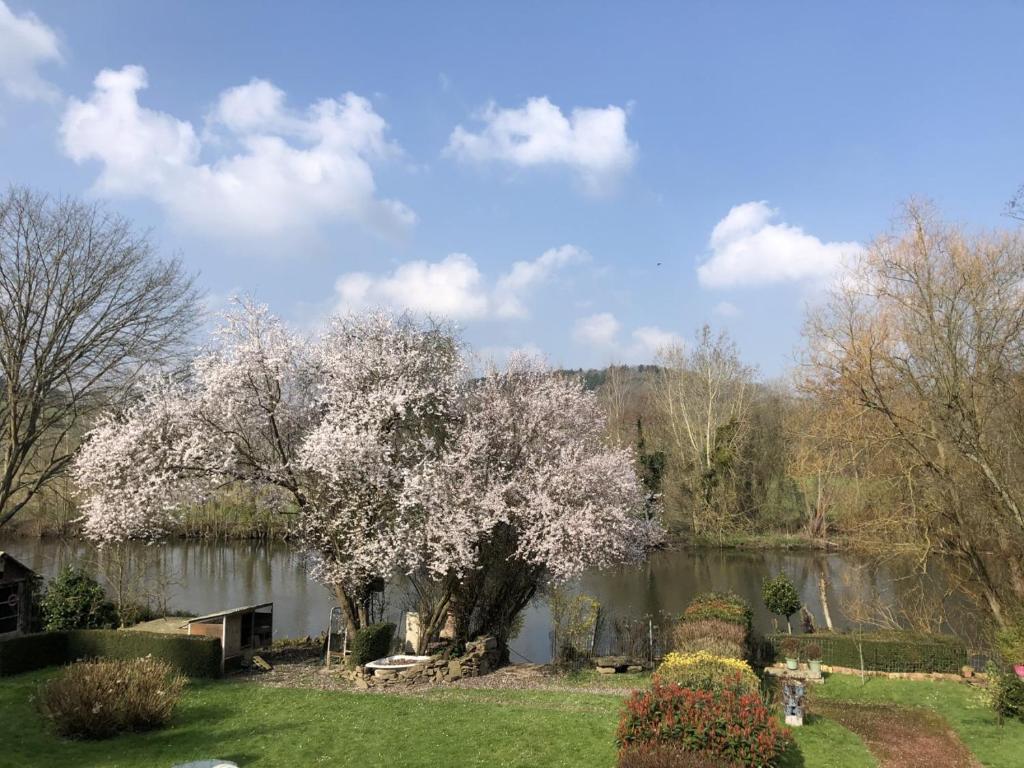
[[815, 674, 1024, 768], [2, 669, 1022, 767]]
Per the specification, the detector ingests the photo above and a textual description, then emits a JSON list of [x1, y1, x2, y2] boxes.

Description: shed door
[[0, 582, 20, 634]]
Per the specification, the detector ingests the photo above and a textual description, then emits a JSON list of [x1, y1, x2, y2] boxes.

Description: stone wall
[[345, 636, 501, 690]]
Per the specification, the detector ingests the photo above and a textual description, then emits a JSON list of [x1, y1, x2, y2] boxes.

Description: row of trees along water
[[2, 185, 1024, 632]]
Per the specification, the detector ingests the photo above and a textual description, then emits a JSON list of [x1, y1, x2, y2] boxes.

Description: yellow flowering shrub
[[655, 651, 761, 697]]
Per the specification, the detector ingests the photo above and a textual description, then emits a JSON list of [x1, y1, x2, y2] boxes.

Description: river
[[0, 538, 976, 662]]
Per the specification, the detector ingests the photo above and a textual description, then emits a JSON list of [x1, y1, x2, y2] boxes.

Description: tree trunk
[[818, 574, 834, 631]]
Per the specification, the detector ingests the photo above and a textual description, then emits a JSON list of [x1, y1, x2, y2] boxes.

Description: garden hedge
[[350, 622, 396, 666], [0, 629, 222, 678], [767, 630, 968, 673]]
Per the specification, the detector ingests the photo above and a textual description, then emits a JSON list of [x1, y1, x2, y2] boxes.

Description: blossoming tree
[[75, 302, 658, 648]]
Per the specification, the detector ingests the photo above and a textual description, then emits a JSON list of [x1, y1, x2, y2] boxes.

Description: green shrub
[[40, 568, 117, 631], [0, 631, 69, 676], [617, 680, 791, 767], [0, 629, 222, 678], [761, 573, 801, 631], [37, 657, 186, 739], [986, 663, 1024, 722], [673, 618, 747, 660], [681, 592, 752, 632], [68, 630, 222, 678], [655, 651, 761, 698], [767, 631, 967, 673], [350, 622, 396, 666], [996, 621, 1024, 664]]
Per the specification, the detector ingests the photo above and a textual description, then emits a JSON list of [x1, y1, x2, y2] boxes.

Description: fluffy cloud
[[573, 312, 621, 346], [60, 67, 414, 238], [335, 244, 586, 320], [0, 0, 61, 102], [573, 312, 679, 362], [335, 253, 488, 319], [493, 244, 587, 318], [446, 97, 636, 194], [697, 201, 862, 288]]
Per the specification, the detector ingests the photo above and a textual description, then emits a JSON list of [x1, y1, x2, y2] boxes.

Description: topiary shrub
[[673, 618, 747, 660], [40, 567, 117, 631], [350, 622, 396, 666], [617, 680, 791, 767], [655, 651, 761, 698], [618, 743, 731, 768], [681, 592, 752, 632], [37, 657, 186, 739], [761, 573, 801, 634]]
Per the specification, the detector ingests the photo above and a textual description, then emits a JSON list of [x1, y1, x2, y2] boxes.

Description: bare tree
[[654, 326, 754, 537], [0, 187, 199, 528], [804, 202, 1024, 625]]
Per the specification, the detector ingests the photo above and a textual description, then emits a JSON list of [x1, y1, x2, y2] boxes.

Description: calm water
[[0, 538, 975, 662]]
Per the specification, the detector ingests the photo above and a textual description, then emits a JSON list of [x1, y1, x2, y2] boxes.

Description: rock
[[479, 636, 498, 651], [594, 656, 628, 669], [596, 666, 617, 675], [374, 669, 397, 680], [626, 665, 644, 673], [448, 660, 463, 680], [354, 677, 370, 690], [172, 762, 239, 768]]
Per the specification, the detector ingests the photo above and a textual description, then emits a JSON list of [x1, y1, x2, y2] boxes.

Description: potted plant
[[781, 637, 800, 670], [805, 642, 823, 676], [996, 621, 1024, 679]]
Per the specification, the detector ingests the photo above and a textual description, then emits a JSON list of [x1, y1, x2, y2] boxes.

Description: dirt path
[[815, 700, 980, 768]]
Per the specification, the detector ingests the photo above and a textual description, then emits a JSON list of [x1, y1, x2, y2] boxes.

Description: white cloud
[[334, 244, 587, 321], [697, 201, 862, 288], [714, 301, 741, 318], [573, 312, 681, 363], [0, 0, 61, 102], [60, 66, 414, 239], [336, 253, 488, 319], [573, 312, 621, 347], [493, 244, 587, 318], [446, 96, 636, 194]]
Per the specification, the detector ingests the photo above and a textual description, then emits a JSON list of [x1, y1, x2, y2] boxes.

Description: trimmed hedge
[[768, 630, 968, 673], [0, 629, 222, 678], [681, 592, 752, 633], [0, 631, 69, 676], [350, 622, 396, 667]]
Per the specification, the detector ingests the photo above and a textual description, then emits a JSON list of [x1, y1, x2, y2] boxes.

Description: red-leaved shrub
[[617, 681, 791, 768], [619, 743, 733, 767]]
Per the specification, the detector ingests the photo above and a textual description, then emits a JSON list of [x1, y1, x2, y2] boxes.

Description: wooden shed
[[186, 603, 273, 672], [0, 552, 36, 639]]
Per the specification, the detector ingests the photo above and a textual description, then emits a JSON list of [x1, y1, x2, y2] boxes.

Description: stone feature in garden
[[593, 656, 646, 674], [344, 636, 502, 690]]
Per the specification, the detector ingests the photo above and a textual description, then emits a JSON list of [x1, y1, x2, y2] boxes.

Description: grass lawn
[[815, 674, 1024, 768], [0, 669, 1020, 767]]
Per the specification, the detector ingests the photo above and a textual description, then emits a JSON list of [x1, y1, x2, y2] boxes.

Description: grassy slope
[[815, 675, 1024, 768], [8, 670, 1023, 768]]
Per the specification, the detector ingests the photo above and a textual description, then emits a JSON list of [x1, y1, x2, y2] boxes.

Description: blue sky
[[2, 1, 1022, 375]]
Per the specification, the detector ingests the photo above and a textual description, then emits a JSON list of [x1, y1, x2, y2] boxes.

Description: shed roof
[[0, 551, 35, 579], [186, 602, 273, 624]]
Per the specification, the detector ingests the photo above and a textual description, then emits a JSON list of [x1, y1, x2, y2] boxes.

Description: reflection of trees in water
[[4, 540, 982, 658]]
